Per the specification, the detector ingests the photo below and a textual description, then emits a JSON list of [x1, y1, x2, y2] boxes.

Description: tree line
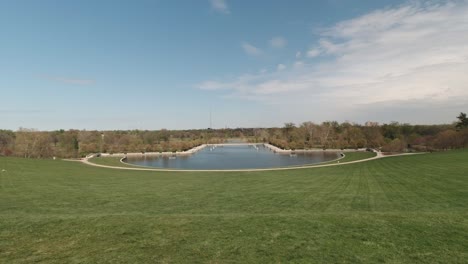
[[1, 113, 467, 158]]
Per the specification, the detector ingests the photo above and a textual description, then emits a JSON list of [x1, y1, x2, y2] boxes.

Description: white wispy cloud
[[210, 0, 229, 14], [277, 64, 286, 71], [294, 61, 304, 68], [199, 1, 468, 123], [270, 37, 287, 48], [41, 75, 95, 85], [241, 42, 263, 56], [306, 48, 321, 58]]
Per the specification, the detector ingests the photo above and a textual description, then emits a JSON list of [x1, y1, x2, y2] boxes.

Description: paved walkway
[[77, 152, 423, 172]]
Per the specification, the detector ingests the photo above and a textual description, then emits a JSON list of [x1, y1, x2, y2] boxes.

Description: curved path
[[77, 152, 423, 172]]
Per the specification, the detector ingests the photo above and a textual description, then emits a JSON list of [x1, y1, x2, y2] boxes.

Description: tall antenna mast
[[209, 107, 212, 129]]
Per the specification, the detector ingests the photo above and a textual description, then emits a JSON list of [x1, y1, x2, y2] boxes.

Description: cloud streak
[[41, 75, 95, 85], [270, 37, 287, 48], [306, 48, 321, 58], [241, 42, 263, 56], [199, 1, 468, 123], [210, 0, 229, 14]]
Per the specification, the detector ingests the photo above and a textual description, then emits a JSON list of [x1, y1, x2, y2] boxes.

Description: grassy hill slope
[[1, 150, 467, 263]]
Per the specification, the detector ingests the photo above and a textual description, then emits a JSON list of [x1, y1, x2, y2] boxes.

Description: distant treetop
[[456, 112, 468, 130]]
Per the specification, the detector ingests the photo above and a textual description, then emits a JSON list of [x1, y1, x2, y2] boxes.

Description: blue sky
[[1, 0, 467, 130]]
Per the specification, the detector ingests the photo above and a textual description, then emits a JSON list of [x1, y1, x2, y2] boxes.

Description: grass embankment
[[327, 151, 376, 163], [88, 157, 136, 168], [1, 150, 467, 263]]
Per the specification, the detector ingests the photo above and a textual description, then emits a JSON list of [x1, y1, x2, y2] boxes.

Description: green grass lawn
[[1, 150, 467, 263]]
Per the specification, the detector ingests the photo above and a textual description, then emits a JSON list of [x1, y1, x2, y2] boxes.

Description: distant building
[[365, 121, 379, 127]]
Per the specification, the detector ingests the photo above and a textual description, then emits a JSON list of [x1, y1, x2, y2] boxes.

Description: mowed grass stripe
[[377, 158, 434, 211], [371, 158, 442, 211], [351, 164, 373, 211], [1, 213, 467, 263], [395, 153, 468, 207]]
